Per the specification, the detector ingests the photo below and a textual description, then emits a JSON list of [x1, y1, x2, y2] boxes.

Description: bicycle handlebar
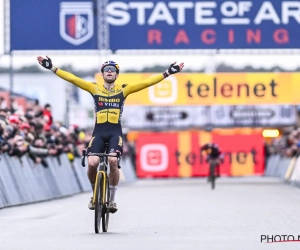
[[81, 150, 120, 167]]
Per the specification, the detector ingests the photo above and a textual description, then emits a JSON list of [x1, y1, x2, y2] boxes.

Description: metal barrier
[[290, 156, 300, 187], [73, 157, 92, 192], [284, 157, 297, 182], [265, 155, 280, 176], [0, 155, 23, 206], [265, 154, 300, 188], [0, 153, 136, 209], [275, 157, 290, 178], [120, 157, 136, 183]]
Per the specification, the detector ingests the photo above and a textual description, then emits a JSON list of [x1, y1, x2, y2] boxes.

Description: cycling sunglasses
[[103, 66, 117, 72]]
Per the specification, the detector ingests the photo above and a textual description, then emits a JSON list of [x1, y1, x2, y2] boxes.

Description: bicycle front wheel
[[102, 176, 110, 232], [94, 172, 104, 233], [209, 163, 216, 190]]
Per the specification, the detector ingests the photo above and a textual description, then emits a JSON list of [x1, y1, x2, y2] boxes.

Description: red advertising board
[[136, 129, 264, 178], [13, 96, 27, 113], [0, 91, 10, 109]]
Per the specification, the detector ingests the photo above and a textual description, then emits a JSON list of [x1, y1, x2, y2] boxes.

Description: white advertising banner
[[122, 105, 296, 130]]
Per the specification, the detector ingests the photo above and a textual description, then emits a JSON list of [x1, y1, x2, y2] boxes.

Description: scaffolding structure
[[97, 0, 109, 64]]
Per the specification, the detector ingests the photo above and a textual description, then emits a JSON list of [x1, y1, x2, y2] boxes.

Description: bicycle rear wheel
[[102, 176, 110, 232], [94, 172, 104, 233]]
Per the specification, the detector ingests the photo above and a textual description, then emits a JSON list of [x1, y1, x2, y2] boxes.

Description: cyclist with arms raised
[[37, 56, 184, 213]]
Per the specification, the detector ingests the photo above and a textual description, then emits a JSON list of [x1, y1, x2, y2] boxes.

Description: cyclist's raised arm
[[123, 74, 164, 97], [123, 62, 184, 97], [55, 69, 94, 92], [37, 56, 94, 92]]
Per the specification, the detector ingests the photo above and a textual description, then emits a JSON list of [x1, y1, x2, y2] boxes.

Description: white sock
[[109, 185, 117, 202]]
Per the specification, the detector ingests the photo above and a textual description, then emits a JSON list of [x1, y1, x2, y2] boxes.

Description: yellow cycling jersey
[[55, 69, 164, 125]]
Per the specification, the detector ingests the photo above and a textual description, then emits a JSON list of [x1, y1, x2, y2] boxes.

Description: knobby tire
[[94, 173, 103, 233], [210, 163, 216, 190], [102, 177, 110, 232]]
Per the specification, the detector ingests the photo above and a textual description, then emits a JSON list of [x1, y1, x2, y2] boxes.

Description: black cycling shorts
[[87, 129, 123, 155]]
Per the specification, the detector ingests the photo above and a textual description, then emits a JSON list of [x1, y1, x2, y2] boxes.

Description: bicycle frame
[[81, 149, 120, 233], [81, 149, 120, 203]]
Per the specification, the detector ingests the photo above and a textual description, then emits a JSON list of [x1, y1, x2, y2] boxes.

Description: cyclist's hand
[[163, 61, 184, 78], [37, 56, 53, 70]]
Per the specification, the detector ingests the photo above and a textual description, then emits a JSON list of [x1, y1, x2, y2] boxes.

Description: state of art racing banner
[[107, 0, 300, 50], [136, 129, 264, 178], [95, 72, 300, 105], [9, 0, 300, 50], [122, 105, 296, 130]]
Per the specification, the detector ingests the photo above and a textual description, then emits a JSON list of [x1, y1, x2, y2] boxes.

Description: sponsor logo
[[149, 75, 178, 104], [146, 109, 188, 122], [98, 102, 104, 106], [118, 136, 123, 147], [105, 103, 120, 107], [60, 2, 94, 46], [140, 144, 169, 172], [186, 78, 278, 99], [99, 97, 120, 102], [230, 108, 275, 120], [106, 1, 300, 27], [175, 148, 258, 165], [106, 1, 295, 47]]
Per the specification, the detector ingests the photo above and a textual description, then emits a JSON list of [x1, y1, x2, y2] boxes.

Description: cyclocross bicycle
[[81, 149, 120, 233]]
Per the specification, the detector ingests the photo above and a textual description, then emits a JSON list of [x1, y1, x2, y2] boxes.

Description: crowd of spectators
[[0, 97, 136, 169], [265, 126, 300, 158], [0, 98, 92, 167]]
